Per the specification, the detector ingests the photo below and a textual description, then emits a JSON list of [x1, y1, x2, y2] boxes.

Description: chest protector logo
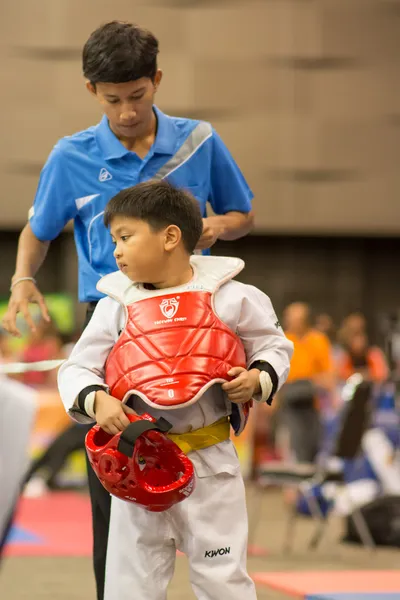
[[105, 289, 251, 435], [160, 297, 179, 319]]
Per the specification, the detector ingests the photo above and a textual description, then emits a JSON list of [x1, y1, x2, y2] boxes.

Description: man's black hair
[[104, 181, 203, 254], [83, 21, 159, 84]]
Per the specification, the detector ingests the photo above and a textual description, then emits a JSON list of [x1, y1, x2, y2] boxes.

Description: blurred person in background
[[1, 21, 254, 600], [20, 319, 64, 387], [315, 312, 336, 342], [337, 311, 367, 347], [275, 302, 336, 470], [336, 330, 389, 384], [315, 311, 342, 362]]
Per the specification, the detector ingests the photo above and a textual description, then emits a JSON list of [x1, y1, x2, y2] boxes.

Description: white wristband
[[10, 277, 37, 291], [84, 391, 97, 420], [254, 370, 273, 404]]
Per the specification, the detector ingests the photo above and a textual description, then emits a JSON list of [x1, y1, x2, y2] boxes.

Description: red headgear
[[85, 414, 195, 511]]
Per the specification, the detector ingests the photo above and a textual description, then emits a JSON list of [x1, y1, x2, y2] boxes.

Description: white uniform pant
[[104, 470, 257, 600]]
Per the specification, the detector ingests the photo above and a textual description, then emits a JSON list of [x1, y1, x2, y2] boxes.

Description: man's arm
[[3, 146, 77, 337], [2, 223, 51, 336], [197, 211, 254, 250], [197, 128, 255, 250]]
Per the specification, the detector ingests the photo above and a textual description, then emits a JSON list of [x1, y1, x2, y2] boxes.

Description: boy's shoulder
[[218, 278, 268, 303]]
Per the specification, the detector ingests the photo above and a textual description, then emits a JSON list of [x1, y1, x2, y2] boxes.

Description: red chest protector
[[100, 256, 252, 435]]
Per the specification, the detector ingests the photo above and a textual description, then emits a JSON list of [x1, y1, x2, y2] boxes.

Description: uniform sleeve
[[234, 285, 293, 390], [208, 129, 253, 215], [29, 146, 78, 241], [57, 297, 123, 423]]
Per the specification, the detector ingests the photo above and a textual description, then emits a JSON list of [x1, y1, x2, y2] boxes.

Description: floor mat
[[307, 595, 400, 600], [252, 570, 400, 597], [4, 492, 92, 557]]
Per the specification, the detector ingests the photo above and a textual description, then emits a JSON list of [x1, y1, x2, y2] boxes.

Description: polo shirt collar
[[95, 106, 177, 161]]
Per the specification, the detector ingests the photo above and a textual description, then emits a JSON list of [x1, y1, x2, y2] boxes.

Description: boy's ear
[[86, 81, 96, 96], [164, 225, 181, 250]]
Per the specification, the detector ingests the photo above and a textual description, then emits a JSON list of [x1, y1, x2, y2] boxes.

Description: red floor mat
[[4, 492, 93, 557], [252, 571, 400, 597]]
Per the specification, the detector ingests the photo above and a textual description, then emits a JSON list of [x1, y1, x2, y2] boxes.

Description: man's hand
[[222, 367, 261, 404], [2, 280, 50, 337], [196, 218, 225, 250], [195, 212, 254, 250], [94, 391, 135, 435]]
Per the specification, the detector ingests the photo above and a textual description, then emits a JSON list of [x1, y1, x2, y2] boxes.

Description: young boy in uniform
[[58, 180, 293, 600]]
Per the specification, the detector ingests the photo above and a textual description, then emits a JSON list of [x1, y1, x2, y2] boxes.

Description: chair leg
[[350, 507, 376, 551], [303, 485, 328, 550], [341, 486, 376, 551]]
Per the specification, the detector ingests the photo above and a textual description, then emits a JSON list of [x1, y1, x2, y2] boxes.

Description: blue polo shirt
[[29, 106, 253, 302]]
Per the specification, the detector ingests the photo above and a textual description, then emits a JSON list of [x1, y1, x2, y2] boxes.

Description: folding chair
[[249, 375, 376, 552]]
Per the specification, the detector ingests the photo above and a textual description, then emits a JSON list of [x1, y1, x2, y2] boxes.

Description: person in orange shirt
[[274, 302, 335, 464]]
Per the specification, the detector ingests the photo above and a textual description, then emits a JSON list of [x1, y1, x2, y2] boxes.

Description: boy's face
[[87, 71, 162, 140], [110, 216, 178, 283]]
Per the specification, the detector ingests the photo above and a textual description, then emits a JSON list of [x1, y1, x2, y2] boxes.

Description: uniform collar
[[95, 106, 177, 161]]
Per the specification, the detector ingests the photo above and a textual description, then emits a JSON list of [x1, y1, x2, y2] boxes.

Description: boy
[[58, 181, 292, 600]]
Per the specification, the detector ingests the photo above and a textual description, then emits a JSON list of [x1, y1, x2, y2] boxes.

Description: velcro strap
[[117, 417, 172, 457]]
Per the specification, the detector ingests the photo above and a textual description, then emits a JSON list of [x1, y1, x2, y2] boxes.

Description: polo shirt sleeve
[[208, 128, 253, 215], [29, 146, 77, 241]]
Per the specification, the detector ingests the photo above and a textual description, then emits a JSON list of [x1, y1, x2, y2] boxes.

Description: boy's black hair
[[104, 181, 203, 254], [83, 21, 159, 84]]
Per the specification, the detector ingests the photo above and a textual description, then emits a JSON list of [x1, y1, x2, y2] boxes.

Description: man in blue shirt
[[2, 21, 254, 599]]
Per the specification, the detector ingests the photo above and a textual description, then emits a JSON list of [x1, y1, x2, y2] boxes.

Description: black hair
[[82, 21, 159, 84], [104, 181, 203, 254]]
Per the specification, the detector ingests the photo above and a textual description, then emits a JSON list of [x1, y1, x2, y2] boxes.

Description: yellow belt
[[167, 417, 230, 455]]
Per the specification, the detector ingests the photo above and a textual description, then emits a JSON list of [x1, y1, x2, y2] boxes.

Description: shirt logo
[[99, 168, 112, 182], [159, 297, 180, 319]]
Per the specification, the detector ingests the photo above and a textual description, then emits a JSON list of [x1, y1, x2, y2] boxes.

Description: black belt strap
[[117, 417, 173, 457]]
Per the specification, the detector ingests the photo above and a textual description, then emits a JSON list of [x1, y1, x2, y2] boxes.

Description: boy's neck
[[144, 262, 194, 291]]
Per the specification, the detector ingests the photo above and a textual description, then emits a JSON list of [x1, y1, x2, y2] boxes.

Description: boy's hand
[[94, 391, 134, 435], [222, 367, 261, 404]]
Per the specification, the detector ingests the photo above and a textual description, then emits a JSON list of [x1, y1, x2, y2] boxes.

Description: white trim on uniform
[[75, 194, 100, 210], [88, 211, 105, 265], [153, 122, 213, 181]]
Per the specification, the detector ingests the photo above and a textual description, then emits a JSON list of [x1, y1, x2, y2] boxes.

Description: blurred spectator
[[284, 303, 336, 396], [337, 331, 389, 383], [315, 312, 342, 362], [338, 311, 367, 346], [315, 312, 336, 342], [274, 302, 335, 466], [20, 320, 64, 387]]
